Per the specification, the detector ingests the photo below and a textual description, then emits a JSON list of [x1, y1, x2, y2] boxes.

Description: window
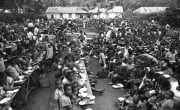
[[69, 13, 72, 18], [80, 15, 83, 19], [51, 15, 54, 19], [60, 13, 63, 18], [87, 15, 91, 18]]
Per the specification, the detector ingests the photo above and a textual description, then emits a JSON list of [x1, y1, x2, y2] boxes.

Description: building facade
[[46, 7, 88, 19], [46, 6, 123, 19]]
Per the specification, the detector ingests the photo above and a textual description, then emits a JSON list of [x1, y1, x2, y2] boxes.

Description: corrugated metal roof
[[89, 7, 99, 13], [89, 6, 123, 13], [133, 7, 168, 14], [107, 6, 123, 13], [100, 8, 107, 13], [46, 6, 88, 14]]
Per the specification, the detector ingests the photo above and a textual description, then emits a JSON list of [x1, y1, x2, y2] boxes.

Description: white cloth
[[27, 32, 33, 40], [46, 45, 53, 59], [34, 27, 39, 36], [61, 95, 72, 110], [106, 30, 112, 40], [99, 52, 106, 68], [124, 48, 129, 58], [54, 89, 64, 109]]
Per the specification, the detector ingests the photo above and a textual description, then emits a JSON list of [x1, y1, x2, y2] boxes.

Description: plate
[[125, 99, 131, 103], [112, 85, 120, 89], [149, 90, 156, 94], [116, 83, 124, 88], [27, 67, 33, 70], [13, 89, 19, 93], [112, 84, 124, 89], [81, 58, 85, 60], [79, 101, 86, 105], [88, 100, 95, 104], [75, 60, 80, 64], [27, 70, 34, 73], [0, 97, 11, 104], [15, 80, 24, 83], [156, 71, 164, 75], [58, 65, 62, 69], [85, 108, 93, 110]]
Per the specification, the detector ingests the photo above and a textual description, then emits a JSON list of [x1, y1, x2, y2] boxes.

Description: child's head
[[133, 94, 139, 104], [56, 80, 63, 90], [66, 71, 74, 82]]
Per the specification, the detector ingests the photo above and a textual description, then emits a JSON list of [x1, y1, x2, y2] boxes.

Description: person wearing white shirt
[[27, 31, 33, 41], [165, 49, 177, 63], [106, 29, 112, 41], [34, 26, 39, 36], [46, 43, 54, 59], [0, 54, 5, 87]]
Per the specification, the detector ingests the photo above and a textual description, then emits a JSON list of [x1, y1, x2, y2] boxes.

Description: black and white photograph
[[0, 0, 180, 110]]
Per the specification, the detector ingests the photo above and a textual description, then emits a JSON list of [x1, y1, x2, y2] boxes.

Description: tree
[[22, 0, 47, 14], [176, 0, 180, 8]]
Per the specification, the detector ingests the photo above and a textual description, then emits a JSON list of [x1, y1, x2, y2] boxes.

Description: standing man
[[77, 30, 86, 48], [46, 42, 54, 68], [83, 19, 86, 29], [0, 51, 5, 86]]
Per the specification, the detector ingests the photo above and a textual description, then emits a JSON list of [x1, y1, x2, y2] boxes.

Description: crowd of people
[[83, 19, 180, 110], [0, 17, 180, 110], [0, 18, 72, 110], [0, 18, 104, 110]]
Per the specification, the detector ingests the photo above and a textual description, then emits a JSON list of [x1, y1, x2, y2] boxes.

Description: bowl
[[79, 100, 86, 105], [81, 92, 88, 97], [118, 97, 125, 101], [88, 95, 95, 100], [163, 74, 170, 78]]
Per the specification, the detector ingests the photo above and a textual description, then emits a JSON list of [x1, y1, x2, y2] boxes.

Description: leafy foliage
[[0, 0, 179, 13]]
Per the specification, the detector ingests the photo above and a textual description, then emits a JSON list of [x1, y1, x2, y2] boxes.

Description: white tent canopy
[[133, 7, 168, 14]]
